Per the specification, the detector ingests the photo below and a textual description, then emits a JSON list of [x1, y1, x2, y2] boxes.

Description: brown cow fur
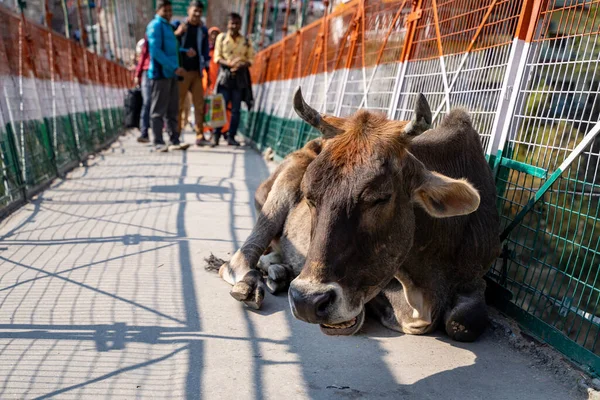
[[219, 98, 500, 342]]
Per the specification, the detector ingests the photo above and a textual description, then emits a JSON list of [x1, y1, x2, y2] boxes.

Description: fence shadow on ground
[[0, 134, 578, 399]]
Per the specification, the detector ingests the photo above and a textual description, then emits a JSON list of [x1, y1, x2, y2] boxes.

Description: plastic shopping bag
[[204, 94, 227, 128]]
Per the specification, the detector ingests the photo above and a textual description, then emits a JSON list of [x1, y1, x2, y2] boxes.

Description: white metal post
[[386, 61, 407, 119], [486, 37, 531, 167], [333, 68, 350, 116]]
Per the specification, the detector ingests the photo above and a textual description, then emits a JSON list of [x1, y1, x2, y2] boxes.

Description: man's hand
[[231, 60, 248, 72], [219, 58, 238, 69], [175, 67, 186, 76], [186, 48, 197, 58], [174, 23, 187, 36], [133, 76, 140, 86]]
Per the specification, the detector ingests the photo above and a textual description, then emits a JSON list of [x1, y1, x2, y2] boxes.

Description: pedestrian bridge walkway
[[0, 131, 583, 399]]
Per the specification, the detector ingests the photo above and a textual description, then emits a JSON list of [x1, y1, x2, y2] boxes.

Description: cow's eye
[[372, 195, 392, 206]]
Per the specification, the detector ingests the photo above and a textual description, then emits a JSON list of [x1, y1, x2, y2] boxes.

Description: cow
[[218, 88, 501, 342]]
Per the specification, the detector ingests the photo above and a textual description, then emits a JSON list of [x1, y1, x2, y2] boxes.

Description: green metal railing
[[238, 0, 600, 376], [0, 5, 130, 217]]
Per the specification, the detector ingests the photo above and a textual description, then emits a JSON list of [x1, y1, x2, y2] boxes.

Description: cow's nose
[[289, 286, 335, 323]]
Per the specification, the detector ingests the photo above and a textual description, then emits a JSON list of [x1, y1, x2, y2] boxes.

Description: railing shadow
[[0, 134, 580, 400], [0, 139, 205, 398]]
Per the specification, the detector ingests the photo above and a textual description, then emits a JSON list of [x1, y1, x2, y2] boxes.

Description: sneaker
[[137, 136, 150, 143], [169, 143, 191, 151], [195, 138, 211, 147], [155, 144, 168, 152], [227, 139, 241, 147]]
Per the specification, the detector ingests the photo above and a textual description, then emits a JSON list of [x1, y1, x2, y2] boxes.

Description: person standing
[[146, 0, 190, 152], [203, 27, 231, 138], [173, 1, 210, 147], [181, 91, 193, 131], [212, 12, 255, 147], [134, 37, 151, 143]]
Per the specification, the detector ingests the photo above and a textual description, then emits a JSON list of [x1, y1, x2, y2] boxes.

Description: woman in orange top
[[203, 27, 230, 136]]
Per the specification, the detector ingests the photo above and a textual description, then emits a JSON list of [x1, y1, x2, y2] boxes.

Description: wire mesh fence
[[240, 0, 600, 375], [489, 0, 600, 368], [0, 5, 131, 216]]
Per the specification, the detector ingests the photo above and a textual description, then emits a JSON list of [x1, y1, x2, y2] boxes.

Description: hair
[[229, 12, 242, 21], [324, 110, 411, 168], [189, 1, 204, 9], [156, 0, 172, 10]]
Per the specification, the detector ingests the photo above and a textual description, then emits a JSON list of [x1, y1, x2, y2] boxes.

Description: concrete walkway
[[0, 131, 582, 399]]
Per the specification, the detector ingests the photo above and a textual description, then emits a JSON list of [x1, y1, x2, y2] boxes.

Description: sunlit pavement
[[0, 131, 579, 399]]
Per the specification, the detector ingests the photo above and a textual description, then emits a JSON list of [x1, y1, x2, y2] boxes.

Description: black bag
[[124, 88, 143, 129]]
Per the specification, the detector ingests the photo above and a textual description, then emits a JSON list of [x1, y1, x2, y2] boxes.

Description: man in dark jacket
[[212, 12, 255, 147], [173, 1, 211, 146]]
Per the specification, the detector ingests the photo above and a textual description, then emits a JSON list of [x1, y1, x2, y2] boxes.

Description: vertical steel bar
[[260, 0, 270, 48], [282, 0, 293, 37], [431, 0, 450, 113], [87, 3, 98, 54], [387, 0, 422, 119], [114, 0, 124, 63], [248, 0, 257, 38], [486, 0, 544, 170], [60, 0, 71, 38]]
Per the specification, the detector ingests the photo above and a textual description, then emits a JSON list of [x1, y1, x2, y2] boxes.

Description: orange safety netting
[[250, 0, 542, 84], [0, 6, 131, 87]]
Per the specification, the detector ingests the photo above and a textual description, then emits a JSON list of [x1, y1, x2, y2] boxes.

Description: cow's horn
[[293, 87, 342, 139], [404, 93, 432, 136]]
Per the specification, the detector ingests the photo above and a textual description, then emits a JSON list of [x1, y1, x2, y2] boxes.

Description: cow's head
[[288, 88, 481, 335]]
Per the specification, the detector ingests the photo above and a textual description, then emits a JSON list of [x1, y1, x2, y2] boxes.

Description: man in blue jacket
[[146, 0, 190, 152], [173, 1, 211, 146]]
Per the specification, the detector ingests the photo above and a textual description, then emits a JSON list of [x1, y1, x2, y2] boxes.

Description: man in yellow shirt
[[212, 12, 255, 147]]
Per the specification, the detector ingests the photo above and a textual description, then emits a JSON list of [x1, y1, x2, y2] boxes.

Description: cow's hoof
[[257, 252, 282, 273], [230, 270, 265, 310], [266, 279, 287, 294], [444, 300, 487, 342], [266, 264, 291, 294], [218, 262, 235, 284]]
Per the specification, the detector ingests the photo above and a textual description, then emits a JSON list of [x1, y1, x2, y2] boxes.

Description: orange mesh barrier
[[252, 0, 528, 84], [0, 5, 132, 209]]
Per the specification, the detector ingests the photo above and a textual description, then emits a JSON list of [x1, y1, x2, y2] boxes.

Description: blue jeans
[[215, 85, 242, 141], [139, 71, 152, 138]]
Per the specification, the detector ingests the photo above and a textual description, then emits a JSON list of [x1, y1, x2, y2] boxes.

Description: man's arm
[[147, 22, 178, 75], [173, 21, 186, 37], [213, 33, 232, 68], [175, 22, 191, 55], [201, 26, 210, 69], [246, 39, 255, 66]]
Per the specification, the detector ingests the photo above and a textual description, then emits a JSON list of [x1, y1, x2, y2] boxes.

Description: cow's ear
[[404, 93, 432, 137], [412, 171, 480, 218]]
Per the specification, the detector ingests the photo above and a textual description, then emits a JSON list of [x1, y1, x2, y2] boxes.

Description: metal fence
[[0, 5, 131, 218], [239, 0, 600, 375]]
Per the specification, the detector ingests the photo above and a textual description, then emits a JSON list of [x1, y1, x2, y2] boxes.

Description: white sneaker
[[169, 143, 191, 151]]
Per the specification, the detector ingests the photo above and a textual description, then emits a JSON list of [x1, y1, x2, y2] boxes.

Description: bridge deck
[[0, 131, 581, 399]]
